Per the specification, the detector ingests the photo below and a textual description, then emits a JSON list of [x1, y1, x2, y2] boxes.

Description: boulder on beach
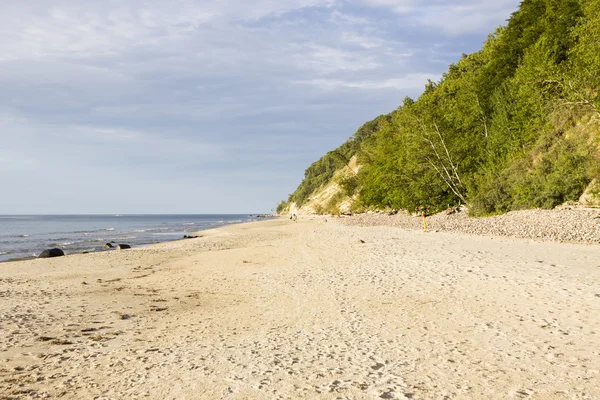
[[38, 248, 65, 258], [103, 243, 113, 249], [117, 244, 131, 250]]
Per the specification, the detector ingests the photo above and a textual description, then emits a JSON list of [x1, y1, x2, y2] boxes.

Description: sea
[[0, 214, 270, 262]]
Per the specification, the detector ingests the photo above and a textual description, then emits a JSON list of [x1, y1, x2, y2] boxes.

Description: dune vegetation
[[279, 0, 600, 216]]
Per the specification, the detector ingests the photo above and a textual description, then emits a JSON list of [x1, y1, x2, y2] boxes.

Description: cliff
[[279, 0, 600, 215]]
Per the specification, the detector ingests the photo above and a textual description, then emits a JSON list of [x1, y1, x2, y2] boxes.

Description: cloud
[[416, 2, 518, 35], [361, 0, 417, 14], [361, 0, 519, 35], [0, 0, 520, 213], [0, 0, 342, 62], [295, 44, 382, 73], [328, 10, 371, 25], [294, 73, 436, 90], [341, 32, 386, 49]]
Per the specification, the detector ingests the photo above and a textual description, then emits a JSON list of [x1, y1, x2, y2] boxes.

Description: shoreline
[[0, 215, 278, 263], [2, 217, 600, 399]]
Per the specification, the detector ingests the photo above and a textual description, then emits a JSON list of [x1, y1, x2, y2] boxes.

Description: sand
[[1, 218, 600, 399]]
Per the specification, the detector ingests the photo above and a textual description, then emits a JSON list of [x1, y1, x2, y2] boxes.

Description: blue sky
[[0, 0, 520, 214]]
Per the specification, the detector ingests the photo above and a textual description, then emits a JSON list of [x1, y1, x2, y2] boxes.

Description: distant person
[[293, 214, 297, 222]]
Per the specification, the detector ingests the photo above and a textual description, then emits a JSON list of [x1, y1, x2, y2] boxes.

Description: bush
[[324, 191, 344, 215], [276, 200, 288, 214], [338, 175, 358, 197]]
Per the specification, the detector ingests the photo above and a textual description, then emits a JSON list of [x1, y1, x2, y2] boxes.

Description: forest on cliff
[[279, 0, 600, 216]]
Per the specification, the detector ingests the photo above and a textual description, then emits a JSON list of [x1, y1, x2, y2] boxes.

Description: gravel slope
[[338, 208, 600, 244]]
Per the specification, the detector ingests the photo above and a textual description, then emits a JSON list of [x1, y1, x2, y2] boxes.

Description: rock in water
[[38, 248, 65, 258], [103, 243, 113, 249], [117, 244, 131, 250]]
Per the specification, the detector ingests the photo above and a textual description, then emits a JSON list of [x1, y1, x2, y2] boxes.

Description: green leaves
[[286, 114, 392, 207], [280, 0, 600, 215]]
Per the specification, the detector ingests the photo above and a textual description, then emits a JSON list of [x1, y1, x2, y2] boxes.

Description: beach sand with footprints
[[1, 218, 600, 399]]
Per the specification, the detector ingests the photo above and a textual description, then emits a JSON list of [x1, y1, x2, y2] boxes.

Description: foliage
[[285, 114, 393, 207], [324, 191, 345, 215], [279, 0, 600, 214], [276, 200, 288, 214], [338, 175, 358, 197]]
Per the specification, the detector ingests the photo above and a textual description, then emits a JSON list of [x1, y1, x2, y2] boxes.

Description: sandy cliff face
[[286, 156, 359, 215], [287, 181, 345, 215], [579, 179, 600, 207]]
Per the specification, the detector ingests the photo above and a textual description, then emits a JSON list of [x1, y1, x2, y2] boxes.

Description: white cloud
[[360, 0, 519, 35], [0, 0, 521, 212], [295, 44, 382, 73], [341, 32, 386, 49], [360, 0, 417, 14], [415, 2, 517, 35], [294, 73, 436, 90], [0, 0, 338, 61], [329, 10, 371, 25], [66, 126, 146, 143]]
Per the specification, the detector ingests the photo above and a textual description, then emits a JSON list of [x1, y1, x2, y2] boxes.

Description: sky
[[0, 0, 521, 214]]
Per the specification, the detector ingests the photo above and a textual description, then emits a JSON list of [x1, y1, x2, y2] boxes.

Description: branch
[[555, 99, 599, 117], [329, 150, 358, 176], [414, 115, 467, 202], [473, 93, 489, 137], [425, 158, 467, 203], [433, 122, 464, 187], [423, 137, 456, 188]]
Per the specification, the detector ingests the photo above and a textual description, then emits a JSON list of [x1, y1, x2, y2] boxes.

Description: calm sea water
[[0, 214, 269, 262]]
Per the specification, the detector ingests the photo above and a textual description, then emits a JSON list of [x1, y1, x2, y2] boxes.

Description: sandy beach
[[2, 217, 600, 399]]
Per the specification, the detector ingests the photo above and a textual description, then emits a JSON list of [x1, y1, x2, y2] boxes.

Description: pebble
[[340, 208, 600, 244]]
